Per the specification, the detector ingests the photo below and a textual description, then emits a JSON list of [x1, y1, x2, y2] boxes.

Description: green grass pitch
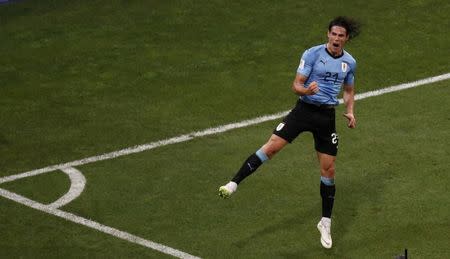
[[1, 0, 449, 258]]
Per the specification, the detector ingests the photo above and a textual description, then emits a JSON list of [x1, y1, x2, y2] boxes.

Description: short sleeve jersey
[[297, 44, 356, 105]]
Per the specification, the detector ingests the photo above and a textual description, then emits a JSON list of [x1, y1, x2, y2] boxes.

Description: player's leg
[[312, 108, 338, 248], [316, 151, 336, 249], [318, 152, 336, 218], [219, 103, 305, 199], [232, 134, 289, 183], [219, 134, 288, 198]]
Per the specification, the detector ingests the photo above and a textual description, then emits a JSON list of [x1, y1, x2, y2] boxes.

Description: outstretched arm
[[343, 84, 356, 128]]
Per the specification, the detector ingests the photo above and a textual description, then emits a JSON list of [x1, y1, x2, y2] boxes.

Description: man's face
[[327, 26, 349, 54]]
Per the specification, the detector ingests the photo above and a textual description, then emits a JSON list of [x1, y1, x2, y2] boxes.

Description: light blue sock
[[255, 148, 269, 162], [320, 176, 335, 186]]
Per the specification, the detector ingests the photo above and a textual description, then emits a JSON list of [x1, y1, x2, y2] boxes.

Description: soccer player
[[218, 16, 360, 249]]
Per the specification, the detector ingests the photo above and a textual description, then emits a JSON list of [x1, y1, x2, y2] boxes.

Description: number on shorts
[[331, 133, 338, 144]]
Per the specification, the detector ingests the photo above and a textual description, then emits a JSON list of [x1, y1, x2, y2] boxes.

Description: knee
[[261, 140, 283, 159], [321, 164, 335, 178], [260, 135, 288, 159], [261, 144, 280, 158]]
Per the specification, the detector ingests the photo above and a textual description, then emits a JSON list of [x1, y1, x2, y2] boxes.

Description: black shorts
[[273, 100, 338, 156]]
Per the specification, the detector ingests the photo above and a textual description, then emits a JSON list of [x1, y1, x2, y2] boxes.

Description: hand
[[343, 113, 356, 128], [305, 81, 319, 95]]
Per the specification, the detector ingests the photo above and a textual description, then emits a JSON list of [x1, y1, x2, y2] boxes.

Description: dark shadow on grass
[[0, 133, 8, 146], [230, 166, 391, 257], [231, 201, 323, 256], [232, 214, 303, 249], [278, 248, 336, 259], [230, 199, 353, 257], [334, 165, 392, 246]]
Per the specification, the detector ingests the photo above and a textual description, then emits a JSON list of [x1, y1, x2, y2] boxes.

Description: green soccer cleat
[[218, 182, 237, 198]]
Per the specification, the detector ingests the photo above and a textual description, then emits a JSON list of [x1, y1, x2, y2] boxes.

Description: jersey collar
[[324, 44, 344, 59]]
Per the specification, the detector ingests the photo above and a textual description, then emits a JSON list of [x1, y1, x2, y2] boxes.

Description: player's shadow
[[0, 132, 9, 147], [231, 166, 390, 256], [335, 165, 392, 238], [232, 202, 319, 249], [232, 219, 290, 250], [0, 132, 8, 146]]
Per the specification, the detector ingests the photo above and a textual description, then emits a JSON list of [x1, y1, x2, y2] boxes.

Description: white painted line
[[0, 112, 287, 184], [350, 73, 450, 102], [0, 187, 201, 259], [47, 167, 86, 209], [0, 72, 449, 185]]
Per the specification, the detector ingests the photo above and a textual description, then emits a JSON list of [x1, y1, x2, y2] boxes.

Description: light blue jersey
[[297, 44, 356, 105]]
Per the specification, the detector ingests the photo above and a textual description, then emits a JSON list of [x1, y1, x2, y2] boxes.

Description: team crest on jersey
[[276, 122, 285, 131], [341, 62, 348, 72]]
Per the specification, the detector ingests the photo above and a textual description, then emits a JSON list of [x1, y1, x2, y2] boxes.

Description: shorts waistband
[[299, 100, 335, 110]]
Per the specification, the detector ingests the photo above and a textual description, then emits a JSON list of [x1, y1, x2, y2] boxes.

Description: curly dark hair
[[328, 16, 361, 40]]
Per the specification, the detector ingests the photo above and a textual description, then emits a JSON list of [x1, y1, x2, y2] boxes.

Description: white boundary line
[[47, 167, 86, 209], [0, 111, 288, 184], [1, 73, 449, 184], [0, 187, 201, 259]]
